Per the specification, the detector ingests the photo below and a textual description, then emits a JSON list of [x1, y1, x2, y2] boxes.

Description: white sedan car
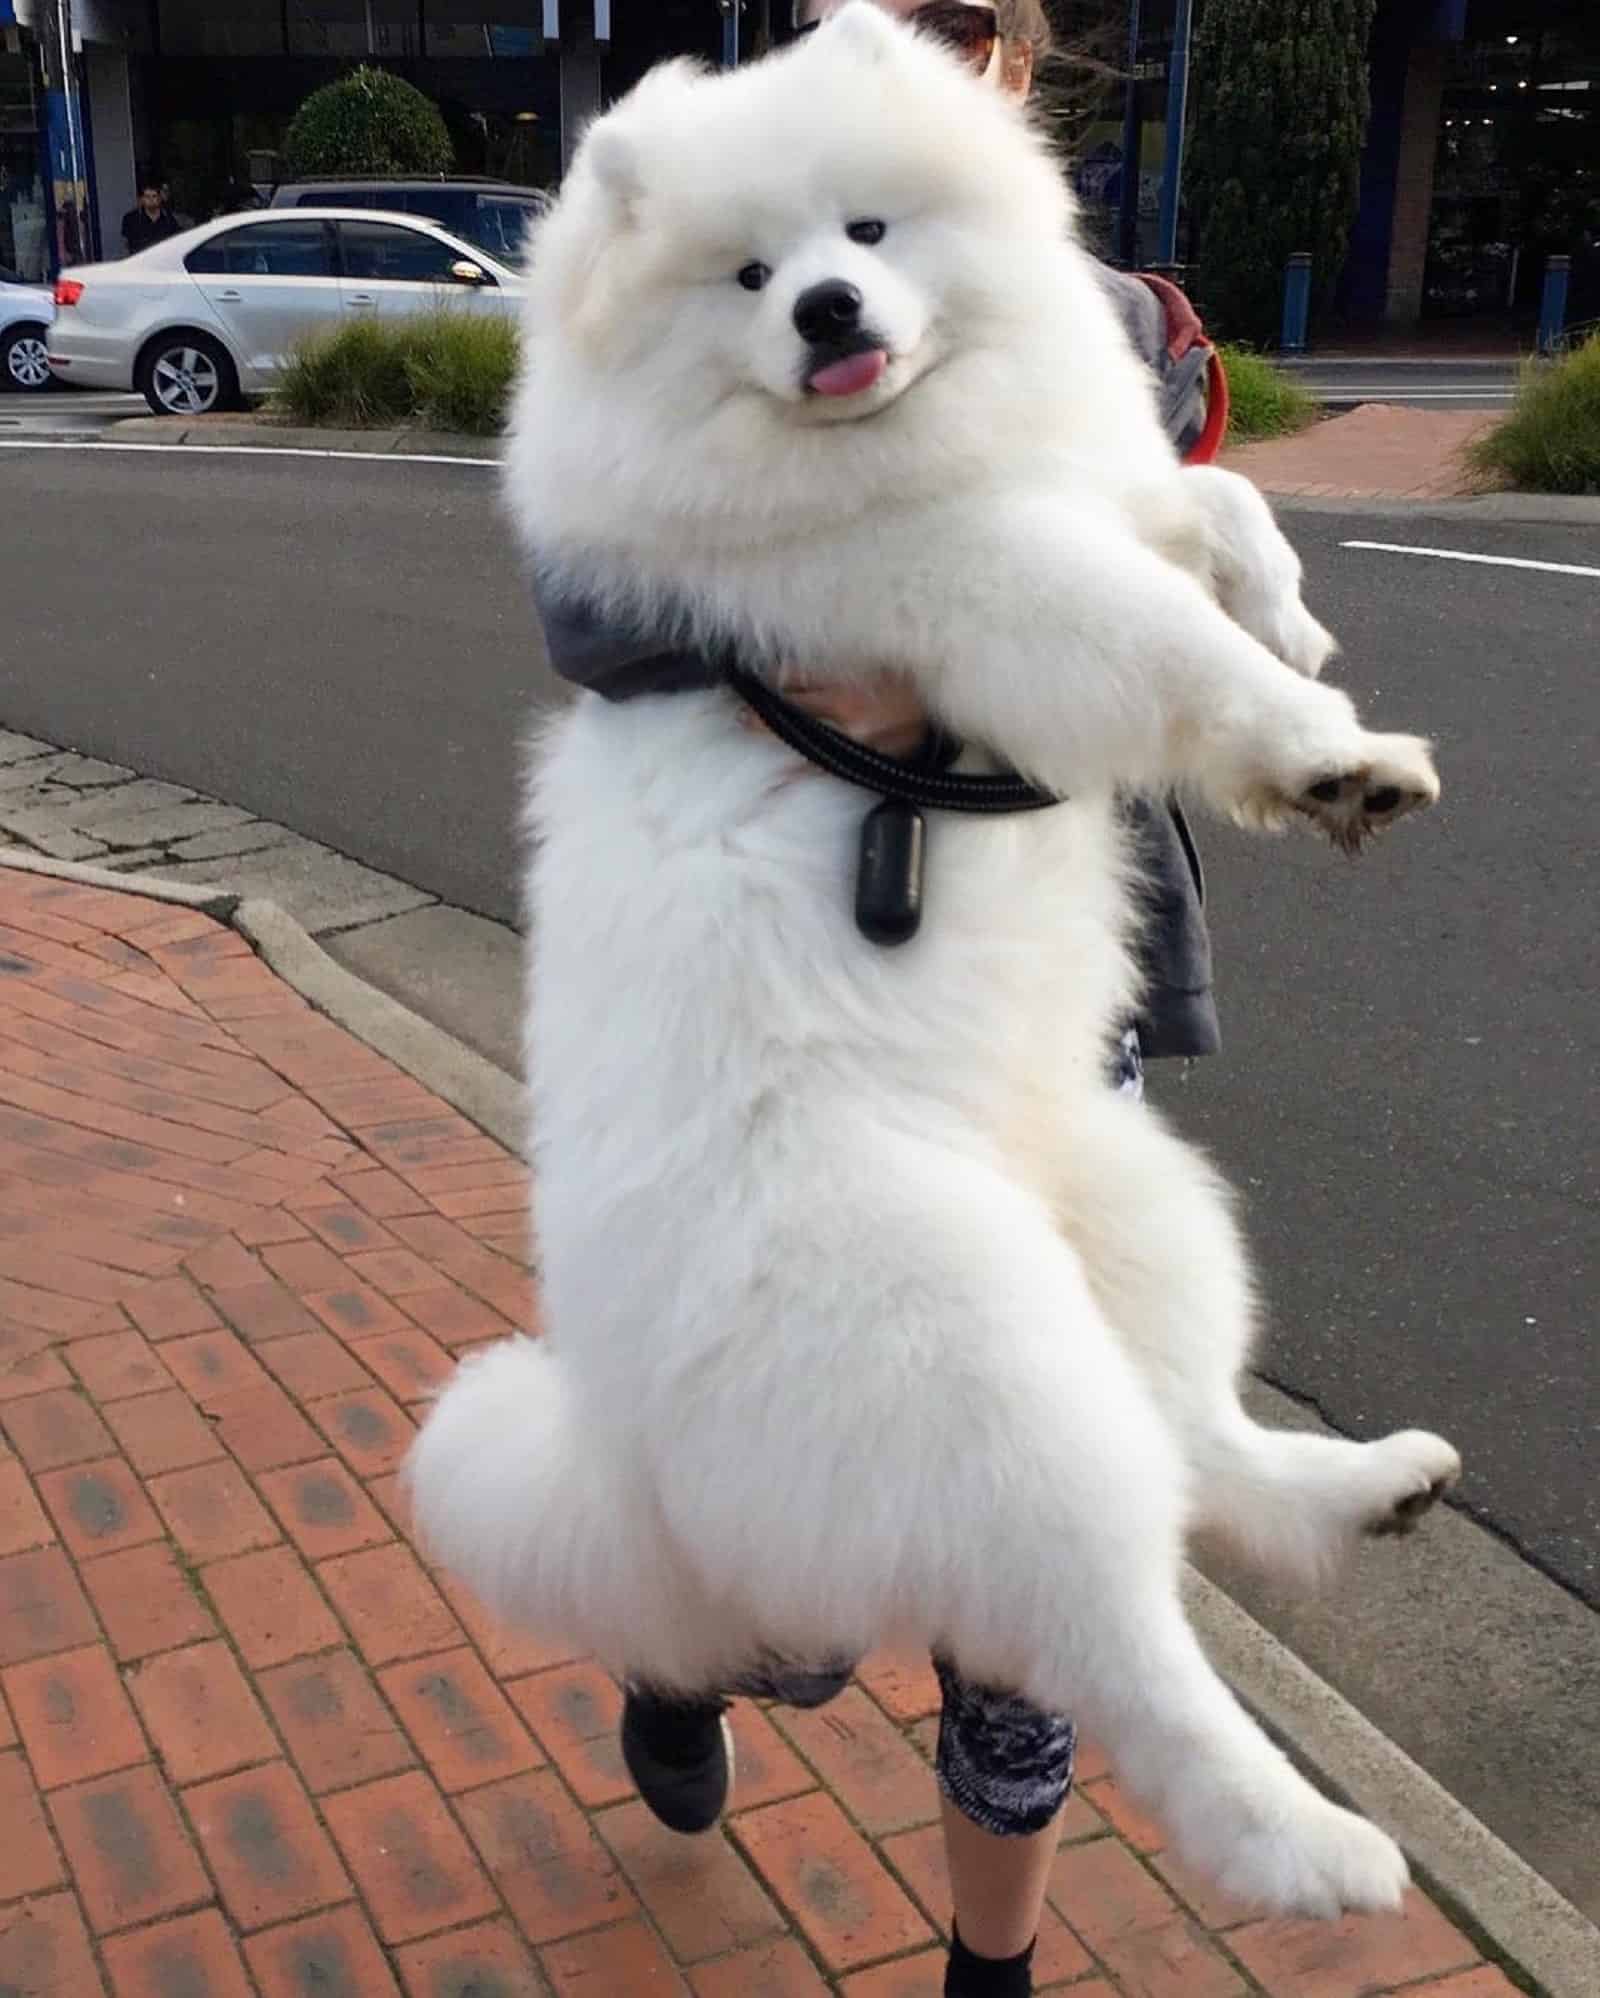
[[47, 208, 522, 416], [2, 265, 56, 393]]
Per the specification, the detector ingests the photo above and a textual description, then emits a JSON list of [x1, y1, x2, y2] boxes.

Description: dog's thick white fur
[[409, 6, 1459, 1917]]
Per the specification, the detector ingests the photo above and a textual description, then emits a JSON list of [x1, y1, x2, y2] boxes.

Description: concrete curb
[[5, 846, 1599, 1995], [107, 415, 499, 460], [1184, 1570, 1600, 1998], [233, 896, 525, 1154], [1272, 491, 1600, 525], [0, 846, 239, 916]]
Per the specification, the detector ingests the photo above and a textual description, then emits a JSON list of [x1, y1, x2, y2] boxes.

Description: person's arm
[[532, 578, 721, 703]]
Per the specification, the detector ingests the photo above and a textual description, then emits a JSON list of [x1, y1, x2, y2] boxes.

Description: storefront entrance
[[1427, 0, 1598, 325], [0, 43, 47, 279]]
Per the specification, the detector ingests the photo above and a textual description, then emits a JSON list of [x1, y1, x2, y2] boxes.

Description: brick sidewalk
[[1221, 404, 1497, 500], [0, 864, 1522, 1998]]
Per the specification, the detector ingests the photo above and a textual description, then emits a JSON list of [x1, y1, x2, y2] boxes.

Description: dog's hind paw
[[1363, 1429, 1461, 1539], [1217, 1794, 1410, 1919]]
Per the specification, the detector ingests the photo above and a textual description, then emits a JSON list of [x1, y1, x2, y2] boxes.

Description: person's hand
[[758, 672, 930, 758]]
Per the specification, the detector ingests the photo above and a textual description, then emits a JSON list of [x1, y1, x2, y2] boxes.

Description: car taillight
[[54, 278, 84, 307]]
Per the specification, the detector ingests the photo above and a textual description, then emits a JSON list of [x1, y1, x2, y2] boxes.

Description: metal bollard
[[1280, 252, 1312, 354], [1538, 255, 1571, 356]]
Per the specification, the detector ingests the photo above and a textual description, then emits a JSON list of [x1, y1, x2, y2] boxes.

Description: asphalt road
[[1285, 358, 1518, 410], [2, 445, 1595, 1614]]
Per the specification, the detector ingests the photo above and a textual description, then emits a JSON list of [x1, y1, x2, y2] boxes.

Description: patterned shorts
[[724, 1653, 1076, 1840]]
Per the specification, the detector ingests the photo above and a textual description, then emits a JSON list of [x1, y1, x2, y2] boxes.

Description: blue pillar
[[38, 0, 92, 276], [1155, 0, 1192, 269], [1538, 256, 1571, 356], [1281, 252, 1312, 354]]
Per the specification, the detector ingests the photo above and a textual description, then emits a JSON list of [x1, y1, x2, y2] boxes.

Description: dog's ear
[[820, 0, 903, 64], [581, 56, 703, 222], [585, 124, 645, 218]]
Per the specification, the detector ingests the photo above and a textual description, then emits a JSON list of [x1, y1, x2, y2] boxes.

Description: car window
[[338, 221, 473, 284], [296, 188, 377, 209], [186, 222, 333, 278], [394, 189, 463, 231], [473, 197, 539, 261]]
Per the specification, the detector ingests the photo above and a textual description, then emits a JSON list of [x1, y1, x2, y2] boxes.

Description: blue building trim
[[1341, 0, 1466, 325]]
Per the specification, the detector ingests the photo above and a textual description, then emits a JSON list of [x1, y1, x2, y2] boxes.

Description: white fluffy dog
[[410, 5, 1459, 1916]]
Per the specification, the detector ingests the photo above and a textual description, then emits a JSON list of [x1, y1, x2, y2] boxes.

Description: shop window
[[158, 2, 286, 57], [423, 0, 542, 60], [0, 50, 48, 281], [286, 3, 424, 58]]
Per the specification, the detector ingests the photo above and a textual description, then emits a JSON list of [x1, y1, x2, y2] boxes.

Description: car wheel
[[136, 332, 240, 417], [2, 323, 53, 393]]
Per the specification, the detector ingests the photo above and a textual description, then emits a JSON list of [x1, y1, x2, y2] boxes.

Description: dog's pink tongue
[[809, 349, 888, 398]]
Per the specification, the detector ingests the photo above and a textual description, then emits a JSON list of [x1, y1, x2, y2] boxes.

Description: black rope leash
[[724, 665, 1063, 947]]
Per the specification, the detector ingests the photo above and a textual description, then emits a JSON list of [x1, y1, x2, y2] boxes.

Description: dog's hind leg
[[1042, 1090, 1460, 1587], [862, 1173, 1409, 1918]]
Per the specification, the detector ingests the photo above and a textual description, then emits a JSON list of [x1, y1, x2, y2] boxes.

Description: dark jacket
[[121, 207, 180, 255], [530, 585, 1220, 1061]]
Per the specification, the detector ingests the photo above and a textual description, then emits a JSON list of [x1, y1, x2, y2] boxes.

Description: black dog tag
[[856, 799, 925, 946]]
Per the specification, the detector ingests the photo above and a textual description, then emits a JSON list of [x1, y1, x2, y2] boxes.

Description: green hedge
[[1217, 345, 1321, 443], [1186, 0, 1375, 345], [277, 317, 1320, 450], [1466, 333, 1600, 495], [282, 66, 452, 179], [277, 310, 518, 435]]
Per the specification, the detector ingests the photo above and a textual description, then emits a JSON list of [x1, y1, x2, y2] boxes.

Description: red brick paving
[[1221, 403, 1496, 500], [0, 865, 1526, 1995]]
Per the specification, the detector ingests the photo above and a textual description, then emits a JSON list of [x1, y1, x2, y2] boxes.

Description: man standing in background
[[120, 181, 178, 256]]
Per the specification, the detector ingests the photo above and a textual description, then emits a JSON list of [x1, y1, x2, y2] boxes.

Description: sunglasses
[[798, 3, 1002, 76]]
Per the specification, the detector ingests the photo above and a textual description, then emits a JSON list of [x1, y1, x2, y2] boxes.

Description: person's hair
[[996, 0, 1054, 66], [786, 4, 1117, 152], [790, 0, 1052, 57]]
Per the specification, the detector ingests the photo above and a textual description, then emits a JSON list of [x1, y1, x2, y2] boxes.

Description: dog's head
[[527, 4, 1075, 429]]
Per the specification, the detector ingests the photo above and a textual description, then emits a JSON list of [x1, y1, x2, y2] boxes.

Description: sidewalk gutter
[[106, 414, 500, 459], [5, 843, 1599, 1996], [1273, 492, 1600, 525], [88, 416, 1599, 524]]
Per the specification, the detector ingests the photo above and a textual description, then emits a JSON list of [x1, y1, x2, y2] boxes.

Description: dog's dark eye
[[846, 219, 887, 246], [737, 261, 771, 292]]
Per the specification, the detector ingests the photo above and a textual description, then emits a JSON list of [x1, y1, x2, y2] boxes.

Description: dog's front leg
[[798, 498, 1438, 851], [1170, 464, 1337, 680]]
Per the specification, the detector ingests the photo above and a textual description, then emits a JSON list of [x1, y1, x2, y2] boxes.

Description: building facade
[[4, 0, 1595, 337]]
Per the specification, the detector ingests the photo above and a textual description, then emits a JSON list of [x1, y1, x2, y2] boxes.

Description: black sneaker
[[620, 1687, 735, 1835]]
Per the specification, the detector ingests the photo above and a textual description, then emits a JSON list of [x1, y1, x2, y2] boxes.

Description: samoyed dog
[[410, 5, 1460, 1915]]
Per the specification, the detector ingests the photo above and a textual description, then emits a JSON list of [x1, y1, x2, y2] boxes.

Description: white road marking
[[0, 437, 496, 468], [1341, 541, 1600, 580], [1315, 389, 1514, 400]]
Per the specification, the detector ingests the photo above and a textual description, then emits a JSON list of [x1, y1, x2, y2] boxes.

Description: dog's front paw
[[1292, 732, 1439, 855]]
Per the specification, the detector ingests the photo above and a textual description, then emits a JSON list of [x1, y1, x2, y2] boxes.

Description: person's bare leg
[[942, 1794, 1062, 1959]]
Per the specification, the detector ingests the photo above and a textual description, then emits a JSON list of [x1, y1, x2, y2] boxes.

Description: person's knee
[[935, 1657, 1077, 1836]]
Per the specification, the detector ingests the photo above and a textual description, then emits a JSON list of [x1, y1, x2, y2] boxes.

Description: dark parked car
[[270, 177, 544, 263]]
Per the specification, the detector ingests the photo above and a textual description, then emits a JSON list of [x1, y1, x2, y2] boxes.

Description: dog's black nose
[[793, 280, 864, 344]]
